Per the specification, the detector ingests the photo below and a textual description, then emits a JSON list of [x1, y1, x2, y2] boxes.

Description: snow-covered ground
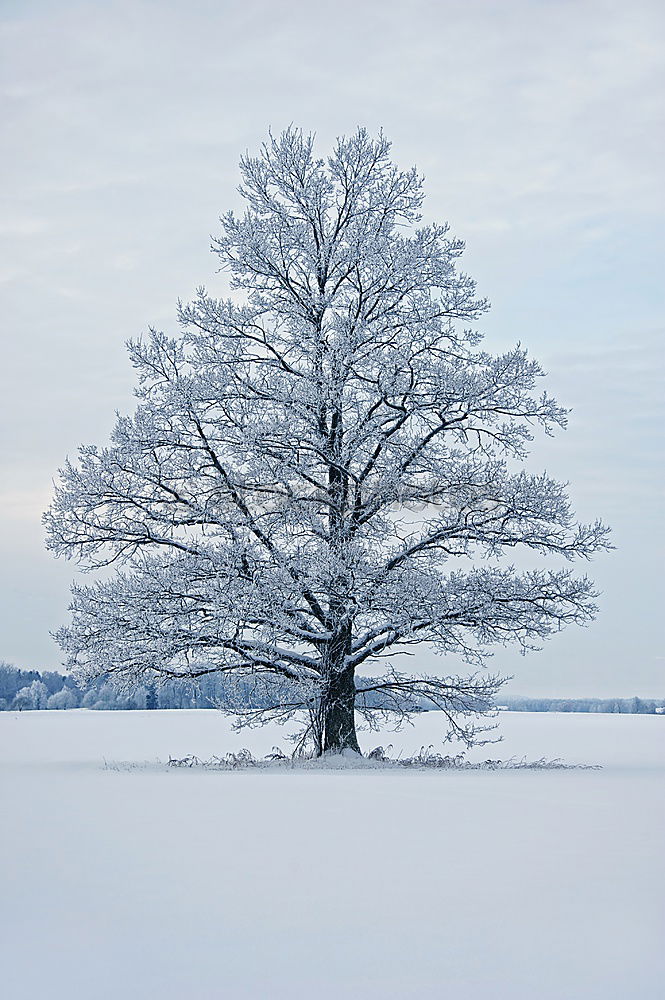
[[1, 709, 663, 999]]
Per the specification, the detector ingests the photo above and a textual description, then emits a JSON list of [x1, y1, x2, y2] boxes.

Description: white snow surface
[[1, 709, 663, 999]]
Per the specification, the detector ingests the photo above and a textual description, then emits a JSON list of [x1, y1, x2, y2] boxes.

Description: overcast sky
[[1, 0, 663, 695]]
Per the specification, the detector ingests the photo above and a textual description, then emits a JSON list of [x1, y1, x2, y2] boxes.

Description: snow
[[1, 709, 664, 999]]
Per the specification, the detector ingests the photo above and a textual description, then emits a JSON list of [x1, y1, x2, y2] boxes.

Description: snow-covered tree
[[44, 129, 610, 754], [13, 680, 49, 711], [47, 686, 80, 710], [12, 687, 34, 712]]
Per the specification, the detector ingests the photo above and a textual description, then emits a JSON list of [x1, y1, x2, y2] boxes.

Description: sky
[[1, 0, 663, 696]]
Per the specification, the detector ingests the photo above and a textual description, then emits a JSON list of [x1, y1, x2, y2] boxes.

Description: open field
[[1, 709, 664, 999]]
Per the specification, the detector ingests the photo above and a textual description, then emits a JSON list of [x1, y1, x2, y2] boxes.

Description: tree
[[145, 682, 158, 711], [13, 680, 49, 711], [47, 686, 80, 710], [12, 687, 33, 712], [0, 662, 40, 705], [42, 670, 67, 696], [44, 128, 610, 755]]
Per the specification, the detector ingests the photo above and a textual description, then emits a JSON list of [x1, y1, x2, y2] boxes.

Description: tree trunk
[[320, 622, 359, 754], [321, 398, 359, 754], [322, 661, 360, 754]]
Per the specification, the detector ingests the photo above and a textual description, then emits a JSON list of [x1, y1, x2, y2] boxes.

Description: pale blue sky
[[1, 0, 663, 694]]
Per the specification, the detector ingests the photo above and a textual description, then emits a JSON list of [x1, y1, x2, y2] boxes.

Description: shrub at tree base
[[164, 748, 600, 771]]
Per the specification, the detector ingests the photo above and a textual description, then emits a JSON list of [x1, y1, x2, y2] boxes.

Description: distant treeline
[[497, 696, 665, 715], [0, 662, 425, 714], [1, 662, 663, 715], [0, 662, 289, 712]]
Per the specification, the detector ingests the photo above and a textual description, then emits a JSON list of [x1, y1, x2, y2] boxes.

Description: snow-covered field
[[1, 710, 663, 999]]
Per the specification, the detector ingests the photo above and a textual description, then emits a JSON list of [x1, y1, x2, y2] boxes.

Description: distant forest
[[1, 662, 663, 715], [0, 662, 408, 714], [0, 662, 293, 713], [497, 695, 665, 715]]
